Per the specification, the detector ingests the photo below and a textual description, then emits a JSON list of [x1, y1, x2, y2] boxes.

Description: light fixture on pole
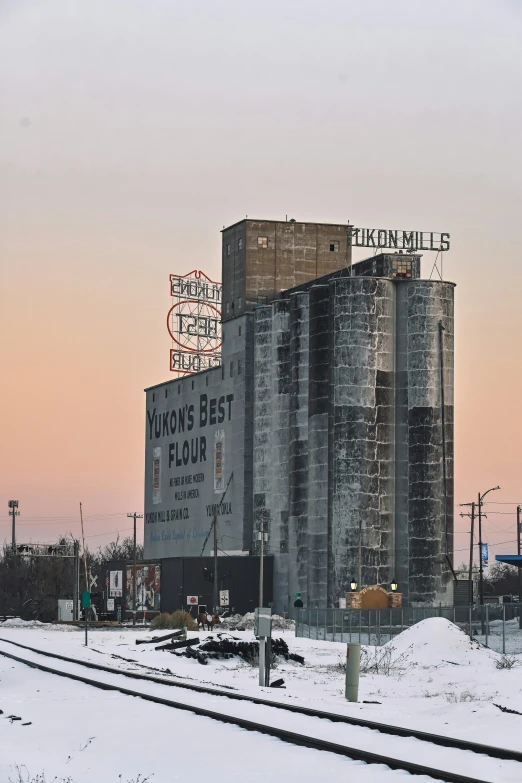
[[390, 578, 398, 592], [478, 486, 500, 606], [350, 578, 358, 592]]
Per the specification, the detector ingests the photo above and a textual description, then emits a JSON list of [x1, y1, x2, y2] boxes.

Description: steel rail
[[0, 642, 500, 783], [0, 636, 520, 765]]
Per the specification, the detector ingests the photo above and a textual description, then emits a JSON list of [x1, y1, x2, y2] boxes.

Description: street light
[[8, 500, 19, 553], [350, 578, 358, 592], [478, 486, 500, 605], [390, 579, 398, 592]]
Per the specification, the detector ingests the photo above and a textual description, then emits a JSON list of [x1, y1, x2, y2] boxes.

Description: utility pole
[[200, 473, 233, 613], [127, 513, 143, 626], [73, 540, 79, 621], [79, 502, 88, 592], [517, 506, 522, 628], [460, 501, 477, 604], [478, 492, 484, 606], [468, 503, 475, 605], [358, 516, 362, 591], [213, 513, 218, 613], [258, 517, 267, 607], [8, 500, 19, 554]]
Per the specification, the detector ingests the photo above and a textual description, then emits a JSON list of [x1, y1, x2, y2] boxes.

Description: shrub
[[150, 612, 173, 630], [150, 610, 197, 631], [359, 645, 411, 676], [169, 610, 197, 631], [495, 654, 521, 670], [445, 689, 476, 703]]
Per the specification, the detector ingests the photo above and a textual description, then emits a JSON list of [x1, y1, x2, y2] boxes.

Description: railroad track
[[0, 636, 519, 783]]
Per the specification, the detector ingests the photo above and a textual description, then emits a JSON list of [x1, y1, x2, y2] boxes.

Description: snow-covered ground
[[1, 618, 522, 782]]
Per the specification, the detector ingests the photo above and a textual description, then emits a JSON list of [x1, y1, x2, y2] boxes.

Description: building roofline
[[144, 364, 220, 393], [221, 218, 353, 232], [273, 274, 456, 300]]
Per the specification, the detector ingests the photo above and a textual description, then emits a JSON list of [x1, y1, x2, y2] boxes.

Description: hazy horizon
[[1, 0, 521, 574]]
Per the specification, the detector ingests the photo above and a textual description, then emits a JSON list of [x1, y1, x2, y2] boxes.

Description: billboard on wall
[[109, 570, 122, 597], [214, 430, 224, 493], [126, 564, 161, 612], [152, 447, 161, 505], [144, 372, 244, 560]]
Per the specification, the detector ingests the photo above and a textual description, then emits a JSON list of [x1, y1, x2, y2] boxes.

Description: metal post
[[377, 609, 381, 646], [259, 637, 265, 686], [518, 506, 521, 627], [85, 608, 88, 646], [502, 604, 506, 655], [349, 610, 352, 642], [133, 514, 137, 625], [127, 513, 143, 625], [345, 643, 361, 702], [517, 506, 522, 628], [308, 607, 311, 638], [72, 541, 79, 622], [485, 603, 489, 649], [341, 609, 344, 643], [469, 605, 472, 640], [359, 610, 362, 644], [265, 636, 271, 686]]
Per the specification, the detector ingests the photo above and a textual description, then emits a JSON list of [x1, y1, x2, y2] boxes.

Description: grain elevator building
[[144, 219, 455, 610]]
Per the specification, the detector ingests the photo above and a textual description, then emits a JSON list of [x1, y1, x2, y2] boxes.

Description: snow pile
[[383, 617, 494, 666], [0, 618, 46, 629], [220, 612, 294, 631]]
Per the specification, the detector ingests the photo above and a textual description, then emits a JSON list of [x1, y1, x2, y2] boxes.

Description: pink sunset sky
[[1, 0, 521, 569]]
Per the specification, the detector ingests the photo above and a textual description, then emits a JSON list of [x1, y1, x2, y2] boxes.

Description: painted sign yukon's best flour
[[145, 388, 238, 557]]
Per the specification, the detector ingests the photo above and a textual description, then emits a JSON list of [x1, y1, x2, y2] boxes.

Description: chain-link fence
[[295, 604, 522, 654]]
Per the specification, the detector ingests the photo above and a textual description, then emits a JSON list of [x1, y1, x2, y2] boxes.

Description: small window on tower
[[226, 302, 230, 314], [226, 243, 231, 256], [330, 241, 340, 252], [238, 237, 243, 250], [238, 297, 242, 309], [392, 258, 413, 279], [257, 236, 268, 248]]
